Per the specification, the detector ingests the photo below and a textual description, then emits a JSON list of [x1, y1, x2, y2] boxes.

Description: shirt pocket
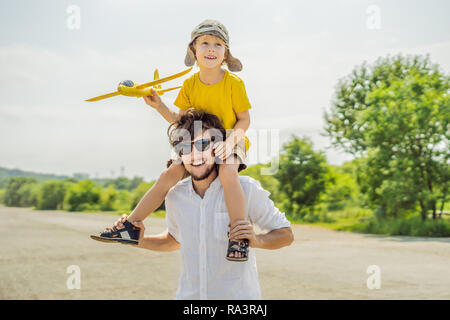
[[213, 211, 230, 241]]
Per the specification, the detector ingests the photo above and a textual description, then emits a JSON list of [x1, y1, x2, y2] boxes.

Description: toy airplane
[[85, 67, 192, 102]]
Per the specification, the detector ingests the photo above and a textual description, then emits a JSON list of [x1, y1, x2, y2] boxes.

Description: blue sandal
[[226, 239, 249, 262], [90, 220, 140, 245]]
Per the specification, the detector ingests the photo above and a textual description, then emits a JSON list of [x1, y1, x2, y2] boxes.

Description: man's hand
[[143, 88, 163, 109], [131, 220, 145, 248], [228, 220, 261, 248]]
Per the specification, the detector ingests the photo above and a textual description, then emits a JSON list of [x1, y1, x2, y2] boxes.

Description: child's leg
[[218, 156, 246, 259], [127, 162, 186, 223]]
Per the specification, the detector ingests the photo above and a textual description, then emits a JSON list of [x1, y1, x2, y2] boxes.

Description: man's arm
[[111, 216, 180, 252], [229, 221, 294, 250], [138, 230, 180, 252], [228, 179, 295, 249], [253, 227, 294, 249]]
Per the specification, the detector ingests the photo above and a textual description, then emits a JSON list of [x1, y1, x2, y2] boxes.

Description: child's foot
[[226, 239, 249, 262], [90, 220, 140, 245]]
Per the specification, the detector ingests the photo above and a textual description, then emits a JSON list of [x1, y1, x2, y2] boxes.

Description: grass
[[286, 206, 373, 231], [285, 205, 450, 237]]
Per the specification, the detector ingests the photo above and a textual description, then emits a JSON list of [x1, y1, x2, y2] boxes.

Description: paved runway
[[1, 206, 449, 299]]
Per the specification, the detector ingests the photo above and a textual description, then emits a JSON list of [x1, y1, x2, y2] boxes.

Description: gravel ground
[[1, 205, 449, 300]]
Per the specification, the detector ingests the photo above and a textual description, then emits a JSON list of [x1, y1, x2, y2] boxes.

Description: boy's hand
[[112, 214, 129, 229], [213, 139, 235, 161], [143, 88, 163, 109]]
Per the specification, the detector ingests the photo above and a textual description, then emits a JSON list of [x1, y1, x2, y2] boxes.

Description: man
[[114, 109, 294, 299]]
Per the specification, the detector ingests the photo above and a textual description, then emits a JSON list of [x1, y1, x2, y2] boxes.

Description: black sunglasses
[[174, 139, 212, 156]]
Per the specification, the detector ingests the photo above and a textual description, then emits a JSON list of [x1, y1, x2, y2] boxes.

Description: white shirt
[[165, 175, 291, 300]]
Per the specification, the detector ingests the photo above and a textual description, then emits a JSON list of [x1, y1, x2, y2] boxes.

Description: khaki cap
[[184, 19, 243, 72]]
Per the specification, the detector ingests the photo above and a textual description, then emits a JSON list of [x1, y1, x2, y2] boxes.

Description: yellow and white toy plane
[[85, 67, 192, 102]]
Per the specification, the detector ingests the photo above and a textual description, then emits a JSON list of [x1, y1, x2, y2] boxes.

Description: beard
[[190, 163, 216, 181]]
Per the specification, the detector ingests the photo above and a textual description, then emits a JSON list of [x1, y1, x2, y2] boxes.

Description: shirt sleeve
[[247, 179, 291, 232], [165, 193, 180, 242], [174, 79, 191, 110], [231, 79, 252, 114]]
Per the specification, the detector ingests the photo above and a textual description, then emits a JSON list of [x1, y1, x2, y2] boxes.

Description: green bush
[[37, 180, 69, 210], [103, 176, 144, 191], [353, 215, 450, 237], [0, 189, 5, 204], [99, 185, 118, 211], [130, 181, 165, 212], [275, 136, 330, 218], [114, 189, 133, 211], [4, 177, 39, 207], [64, 180, 101, 212], [302, 210, 336, 223]]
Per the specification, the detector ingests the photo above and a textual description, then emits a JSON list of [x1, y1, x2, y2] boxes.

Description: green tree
[[275, 136, 329, 219], [37, 180, 69, 210], [99, 185, 118, 211], [130, 181, 165, 212], [324, 54, 449, 220], [240, 163, 280, 204], [104, 176, 144, 191], [4, 177, 39, 207], [323, 163, 360, 211], [115, 189, 133, 211], [64, 180, 101, 211]]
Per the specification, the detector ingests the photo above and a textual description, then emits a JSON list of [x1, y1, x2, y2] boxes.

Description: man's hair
[[167, 108, 226, 147]]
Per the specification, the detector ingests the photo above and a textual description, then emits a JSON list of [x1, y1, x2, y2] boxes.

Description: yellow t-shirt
[[174, 70, 251, 150]]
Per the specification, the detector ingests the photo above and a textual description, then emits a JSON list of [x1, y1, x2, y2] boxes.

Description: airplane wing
[[85, 91, 120, 102], [135, 67, 192, 89], [156, 86, 182, 94]]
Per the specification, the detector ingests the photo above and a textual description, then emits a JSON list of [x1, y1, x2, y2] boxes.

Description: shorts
[[166, 136, 248, 178]]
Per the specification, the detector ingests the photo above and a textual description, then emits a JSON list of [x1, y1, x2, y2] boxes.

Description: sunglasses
[[174, 138, 212, 156]]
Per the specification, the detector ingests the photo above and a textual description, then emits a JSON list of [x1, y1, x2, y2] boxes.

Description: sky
[[1, 0, 449, 181]]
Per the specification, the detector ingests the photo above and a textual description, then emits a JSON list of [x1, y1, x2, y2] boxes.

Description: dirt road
[[1, 205, 449, 299]]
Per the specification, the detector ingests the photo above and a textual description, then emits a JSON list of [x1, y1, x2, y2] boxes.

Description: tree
[[4, 177, 39, 207], [64, 180, 101, 211], [104, 176, 144, 191], [99, 185, 118, 211], [130, 181, 165, 212], [37, 180, 69, 210], [324, 54, 449, 220], [239, 163, 281, 204], [275, 136, 329, 219], [323, 163, 360, 211]]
